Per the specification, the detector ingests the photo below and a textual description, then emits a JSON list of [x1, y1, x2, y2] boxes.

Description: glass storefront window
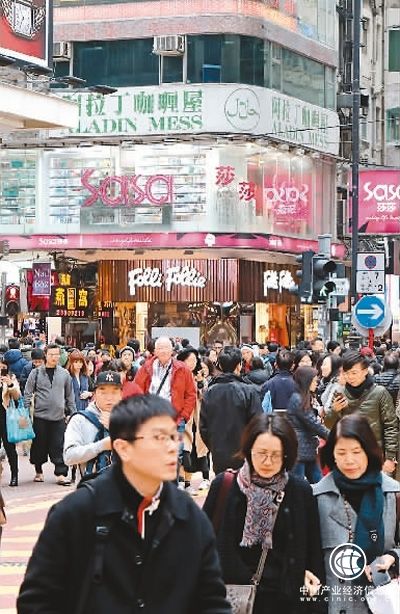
[[0, 152, 37, 228], [161, 55, 183, 84], [2, 142, 335, 239]]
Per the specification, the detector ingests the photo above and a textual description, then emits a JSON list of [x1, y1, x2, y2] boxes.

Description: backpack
[[75, 411, 112, 476]]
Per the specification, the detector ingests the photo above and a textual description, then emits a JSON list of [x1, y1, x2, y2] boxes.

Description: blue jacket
[[70, 374, 90, 411], [260, 370, 296, 410], [4, 349, 29, 380]]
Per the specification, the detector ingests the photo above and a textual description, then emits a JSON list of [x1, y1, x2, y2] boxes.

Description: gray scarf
[[237, 460, 288, 549]]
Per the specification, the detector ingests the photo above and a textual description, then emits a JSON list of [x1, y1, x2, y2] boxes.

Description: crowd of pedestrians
[[0, 333, 399, 612]]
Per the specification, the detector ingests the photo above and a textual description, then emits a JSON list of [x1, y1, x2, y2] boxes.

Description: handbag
[[212, 470, 285, 614], [261, 390, 273, 414], [6, 397, 35, 444]]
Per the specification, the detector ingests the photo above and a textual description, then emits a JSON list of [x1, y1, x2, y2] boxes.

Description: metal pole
[[350, 0, 361, 301]]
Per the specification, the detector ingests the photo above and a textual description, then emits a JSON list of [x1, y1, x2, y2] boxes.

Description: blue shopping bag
[[262, 390, 273, 414], [6, 398, 35, 444]]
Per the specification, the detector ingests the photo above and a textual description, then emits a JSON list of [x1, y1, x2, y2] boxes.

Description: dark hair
[[110, 394, 176, 462], [8, 337, 20, 349], [292, 350, 311, 371], [218, 348, 242, 373], [181, 338, 190, 348], [267, 342, 279, 353], [342, 350, 370, 372], [31, 348, 45, 361], [45, 343, 60, 353], [127, 338, 140, 353], [319, 353, 343, 381], [146, 338, 156, 355], [327, 340, 341, 353], [197, 345, 207, 357], [293, 366, 318, 410], [250, 356, 265, 371], [54, 336, 65, 346], [201, 357, 215, 376], [276, 350, 294, 371], [239, 414, 298, 472], [383, 352, 400, 372], [214, 339, 223, 347], [321, 414, 383, 471]]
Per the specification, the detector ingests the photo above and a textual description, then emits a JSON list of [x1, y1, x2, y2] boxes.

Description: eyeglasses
[[132, 432, 180, 446], [251, 451, 283, 463]]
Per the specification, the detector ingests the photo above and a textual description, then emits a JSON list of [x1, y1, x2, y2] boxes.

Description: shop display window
[[0, 152, 37, 228]]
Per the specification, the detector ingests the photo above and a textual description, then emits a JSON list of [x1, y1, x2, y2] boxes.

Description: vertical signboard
[[32, 261, 51, 296]]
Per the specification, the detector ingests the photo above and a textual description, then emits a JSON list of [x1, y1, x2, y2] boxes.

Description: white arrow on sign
[[357, 305, 384, 320]]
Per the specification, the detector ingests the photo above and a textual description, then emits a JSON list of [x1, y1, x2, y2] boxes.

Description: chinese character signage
[[351, 170, 400, 235], [55, 84, 339, 156], [32, 261, 51, 296], [0, 0, 51, 68], [50, 286, 92, 317]]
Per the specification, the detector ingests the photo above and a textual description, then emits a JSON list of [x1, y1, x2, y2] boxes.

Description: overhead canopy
[[0, 82, 78, 131]]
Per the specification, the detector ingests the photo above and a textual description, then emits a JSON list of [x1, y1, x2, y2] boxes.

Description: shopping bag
[[365, 579, 400, 614], [6, 398, 35, 444], [262, 390, 273, 414]]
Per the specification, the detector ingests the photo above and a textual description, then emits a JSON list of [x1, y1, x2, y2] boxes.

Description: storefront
[[97, 258, 307, 348]]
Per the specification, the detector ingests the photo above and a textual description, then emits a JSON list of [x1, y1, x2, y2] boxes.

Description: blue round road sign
[[354, 295, 385, 329]]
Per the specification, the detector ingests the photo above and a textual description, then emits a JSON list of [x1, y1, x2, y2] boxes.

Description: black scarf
[[333, 468, 384, 563], [345, 374, 374, 399]]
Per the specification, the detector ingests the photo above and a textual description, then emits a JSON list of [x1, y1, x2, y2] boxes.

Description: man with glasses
[[18, 395, 231, 614], [24, 344, 76, 485]]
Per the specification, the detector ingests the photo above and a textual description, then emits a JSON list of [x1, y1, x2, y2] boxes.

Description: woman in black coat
[[203, 413, 326, 614], [287, 366, 329, 484]]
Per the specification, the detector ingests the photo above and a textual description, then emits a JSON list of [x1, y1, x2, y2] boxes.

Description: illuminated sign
[[128, 266, 207, 296], [263, 270, 296, 296]]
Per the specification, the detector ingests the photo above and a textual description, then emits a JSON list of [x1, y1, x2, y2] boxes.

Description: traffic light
[[290, 250, 314, 302], [5, 285, 20, 316], [312, 256, 337, 303]]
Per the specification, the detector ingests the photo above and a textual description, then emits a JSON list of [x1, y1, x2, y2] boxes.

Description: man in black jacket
[[17, 395, 231, 614], [200, 348, 262, 474], [260, 350, 296, 411]]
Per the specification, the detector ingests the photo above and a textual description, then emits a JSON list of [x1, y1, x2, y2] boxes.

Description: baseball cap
[[95, 371, 122, 388]]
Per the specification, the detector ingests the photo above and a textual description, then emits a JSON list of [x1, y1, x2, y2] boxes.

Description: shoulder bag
[[155, 362, 172, 396], [212, 470, 285, 614]]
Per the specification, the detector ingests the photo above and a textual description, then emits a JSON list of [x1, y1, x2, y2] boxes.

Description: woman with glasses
[[287, 366, 330, 484], [203, 413, 325, 613]]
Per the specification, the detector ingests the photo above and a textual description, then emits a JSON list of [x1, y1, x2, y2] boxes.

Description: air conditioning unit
[[153, 35, 185, 56], [53, 42, 72, 60]]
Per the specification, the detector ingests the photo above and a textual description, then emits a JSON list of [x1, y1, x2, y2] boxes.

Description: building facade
[[1, 0, 344, 346]]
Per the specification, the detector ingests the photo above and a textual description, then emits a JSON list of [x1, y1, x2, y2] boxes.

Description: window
[[240, 36, 266, 87], [282, 49, 325, 107], [74, 39, 159, 87], [387, 108, 400, 142], [161, 56, 183, 84], [389, 30, 400, 72], [271, 44, 282, 91], [187, 35, 222, 84], [325, 66, 336, 109]]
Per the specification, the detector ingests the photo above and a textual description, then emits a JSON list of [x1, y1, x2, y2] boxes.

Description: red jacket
[[134, 357, 196, 422], [121, 380, 143, 400]]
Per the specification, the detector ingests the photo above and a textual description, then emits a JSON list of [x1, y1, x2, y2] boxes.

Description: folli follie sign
[[49, 286, 91, 317]]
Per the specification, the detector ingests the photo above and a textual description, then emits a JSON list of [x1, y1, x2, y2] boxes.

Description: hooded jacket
[[200, 372, 262, 474], [4, 349, 29, 380]]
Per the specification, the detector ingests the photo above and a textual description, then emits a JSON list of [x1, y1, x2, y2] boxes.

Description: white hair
[[154, 336, 173, 349]]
